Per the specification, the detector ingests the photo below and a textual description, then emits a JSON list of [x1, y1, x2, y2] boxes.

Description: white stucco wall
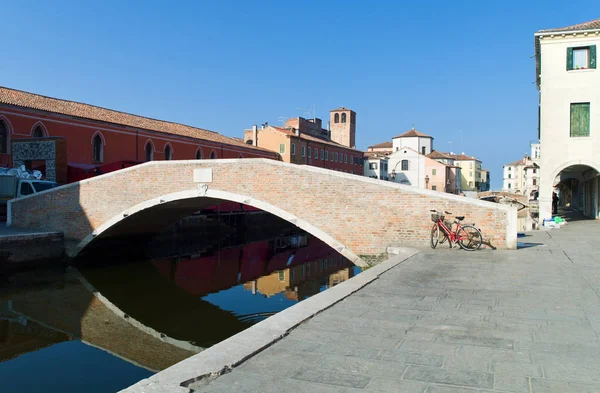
[[392, 136, 432, 156], [537, 32, 600, 219], [363, 157, 389, 180], [388, 148, 426, 187]]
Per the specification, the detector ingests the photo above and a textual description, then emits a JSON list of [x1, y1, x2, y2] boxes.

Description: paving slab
[[137, 215, 600, 393]]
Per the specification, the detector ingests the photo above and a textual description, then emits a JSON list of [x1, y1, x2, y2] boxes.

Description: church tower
[[329, 107, 356, 148]]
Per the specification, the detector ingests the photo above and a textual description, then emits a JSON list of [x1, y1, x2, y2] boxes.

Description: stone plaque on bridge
[[193, 168, 212, 183]]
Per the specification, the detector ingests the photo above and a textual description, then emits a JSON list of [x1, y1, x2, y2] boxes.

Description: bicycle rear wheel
[[457, 225, 483, 251], [430, 223, 440, 249]]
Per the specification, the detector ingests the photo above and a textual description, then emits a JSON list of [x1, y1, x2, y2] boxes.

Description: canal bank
[[121, 247, 420, 393], [0, 224, 64, 272], [124, 216, 600, 393]]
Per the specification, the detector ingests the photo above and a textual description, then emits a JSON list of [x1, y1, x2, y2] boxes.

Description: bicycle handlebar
[[430, 209, 453, 215]]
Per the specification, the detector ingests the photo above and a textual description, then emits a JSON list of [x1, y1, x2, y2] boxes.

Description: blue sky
[[1, 1, 595, 189]]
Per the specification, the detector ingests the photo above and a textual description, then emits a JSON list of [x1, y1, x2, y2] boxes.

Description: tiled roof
[[441, 152, 480, 161], [271, 127, 362, 152], [330, 107, 351, 112], [505, 158, 528, 167], [426, 150, 452, 159], [368, 141, 393, 149], [537, 18, 600, 34], [0, 86, 275, 153], [364, 152, 389, 159], [393, 129, 433, 139]]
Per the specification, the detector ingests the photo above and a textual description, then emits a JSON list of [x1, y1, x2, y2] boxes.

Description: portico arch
[[76, 188, 367, 267], [543, 160, 600, 219]]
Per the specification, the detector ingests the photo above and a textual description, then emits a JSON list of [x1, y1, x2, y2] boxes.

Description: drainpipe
[[136, 130, 139, 161]]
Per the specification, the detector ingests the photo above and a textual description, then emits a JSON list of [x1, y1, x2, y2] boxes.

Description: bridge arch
[[76, 188, 367, 267]]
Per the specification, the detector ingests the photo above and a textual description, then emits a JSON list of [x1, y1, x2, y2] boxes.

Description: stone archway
[[546, 162, 600, 219], [75, 188, 368, 267]]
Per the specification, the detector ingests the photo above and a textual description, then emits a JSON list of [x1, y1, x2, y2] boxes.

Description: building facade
[[366, 141, 393, 155], [391, 129, 433, 155], [0, 86, 278, 184], [427, 150, 462, 194], [444, 153, 483, 192], [503, 157, 529, 194], [535, 18, 600, 219], [363, 153, 389, 180], [243, 109, 363, 175]]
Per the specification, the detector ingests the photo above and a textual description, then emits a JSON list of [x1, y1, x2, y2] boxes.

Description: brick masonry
[[7, 159, 516, 264], [0, 232, 64, 270]]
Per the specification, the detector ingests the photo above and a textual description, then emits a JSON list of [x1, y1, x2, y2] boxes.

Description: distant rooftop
[[0, 86, 274, 153], [368, 141, 393, 149], [393, 128, 433, 139], [536, 17, 600, 34]]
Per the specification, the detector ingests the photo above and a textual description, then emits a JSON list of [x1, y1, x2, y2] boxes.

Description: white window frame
[[301, 146, 305, 157], [291, 143, 296, 156]]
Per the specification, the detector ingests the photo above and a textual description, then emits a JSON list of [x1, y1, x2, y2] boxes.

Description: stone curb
[[119, 248, 420, 393]]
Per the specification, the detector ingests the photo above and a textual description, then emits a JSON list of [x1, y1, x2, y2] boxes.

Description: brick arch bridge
[[8, 159, 516, 266]]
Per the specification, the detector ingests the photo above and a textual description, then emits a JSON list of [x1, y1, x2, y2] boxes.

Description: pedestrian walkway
[[190, 216, 600, 393]]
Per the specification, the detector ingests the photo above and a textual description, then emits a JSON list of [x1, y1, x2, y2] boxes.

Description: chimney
[[294, 128, 300, 137], [252, 125, 258, 147]]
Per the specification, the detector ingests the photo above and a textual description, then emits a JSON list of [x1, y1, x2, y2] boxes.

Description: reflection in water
[[0, 209, 360, 393]]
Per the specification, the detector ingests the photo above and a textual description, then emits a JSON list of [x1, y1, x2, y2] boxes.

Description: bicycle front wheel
[[457, 225, 483, 251], [430, 223, 440, 249]]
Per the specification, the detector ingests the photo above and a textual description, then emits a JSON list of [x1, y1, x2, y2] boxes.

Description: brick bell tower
[[329, 107, 356, 148]]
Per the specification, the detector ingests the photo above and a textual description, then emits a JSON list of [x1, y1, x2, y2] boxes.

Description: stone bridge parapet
[[8, 159, 516, 266]]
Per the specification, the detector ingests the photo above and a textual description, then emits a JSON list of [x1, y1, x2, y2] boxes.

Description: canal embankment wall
[[0, 225, 64, 272]]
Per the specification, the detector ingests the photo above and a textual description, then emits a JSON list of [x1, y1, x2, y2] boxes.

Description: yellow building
[[444, 153, 483, 192]]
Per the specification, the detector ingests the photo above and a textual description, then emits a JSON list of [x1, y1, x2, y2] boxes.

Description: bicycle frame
[[435, 217, 461, 244]]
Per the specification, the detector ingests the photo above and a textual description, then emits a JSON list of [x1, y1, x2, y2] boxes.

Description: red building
[[0, 86, 279, 183]]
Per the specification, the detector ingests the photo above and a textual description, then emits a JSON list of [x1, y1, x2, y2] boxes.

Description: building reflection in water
[[0, 209, 361, 393]]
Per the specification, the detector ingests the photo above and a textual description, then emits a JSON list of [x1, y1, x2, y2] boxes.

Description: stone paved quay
[[191, 215, 600, 393]]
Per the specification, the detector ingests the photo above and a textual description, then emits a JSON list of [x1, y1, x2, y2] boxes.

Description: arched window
[[195, 148, 203, 159], [341, 113, 347, 123], [0, 121, 7, 154], [92, 134, 103, 162], [164, 144, 172, 160], [334, 113, 339, 123], [33, 125, 45, 137], [145, 141, 154, 161], [401, 160, 409, 171], [210, 150, 217, 159]]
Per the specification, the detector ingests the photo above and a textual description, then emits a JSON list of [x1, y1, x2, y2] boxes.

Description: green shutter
[[570, 103, 590, 137], [590, 45, 597, 69], [567, 47, 574, 70]]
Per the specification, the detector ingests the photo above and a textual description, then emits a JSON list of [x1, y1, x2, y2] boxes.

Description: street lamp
[[425, 175, 430, 189]]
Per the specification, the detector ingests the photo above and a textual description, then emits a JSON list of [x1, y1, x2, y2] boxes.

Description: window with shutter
[[567, 47, 574, 70], [570, 103, 590, 137], [567, 46, 597, 70]]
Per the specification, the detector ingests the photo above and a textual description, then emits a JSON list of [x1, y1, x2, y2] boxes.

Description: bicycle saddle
[[456, 216, 465, 221]]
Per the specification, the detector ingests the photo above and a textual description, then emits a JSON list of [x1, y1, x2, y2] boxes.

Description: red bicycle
[[430, 209, 482, 251]]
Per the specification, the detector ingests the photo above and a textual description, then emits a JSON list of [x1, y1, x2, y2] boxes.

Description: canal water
[[0, 207, 361, 393]]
